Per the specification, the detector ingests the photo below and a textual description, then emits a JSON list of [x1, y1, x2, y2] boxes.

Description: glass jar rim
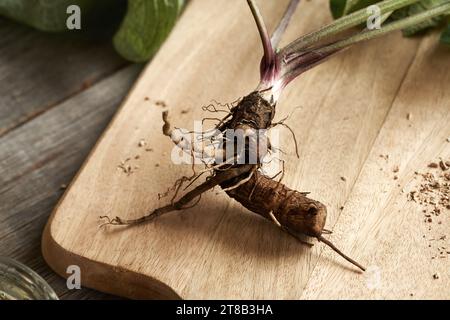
[[0, 256, 58, 300]]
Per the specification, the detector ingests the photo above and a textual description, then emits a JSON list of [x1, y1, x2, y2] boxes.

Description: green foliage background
[[330, 0, 450, 44], [0, 0, 185, 62]]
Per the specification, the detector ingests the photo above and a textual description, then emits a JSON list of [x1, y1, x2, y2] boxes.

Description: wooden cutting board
[[42, 0, 450, 299]]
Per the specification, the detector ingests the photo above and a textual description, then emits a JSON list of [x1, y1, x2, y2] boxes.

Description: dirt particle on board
[[118, 164, 133, 175], [393, 165, 399, 173], [439, 160, 448, 171], [138, 139, 147, 148], [155, 100, 167, 108], [379, 154, 389, 161], [432, 273, 440, 280], [340, 176, 347, 182], [135, 155, 140, 160], [181, 109, 189, 114], [118, 158, 129, 168], [117, 158, 136, 176], [144, 97, 150, 101], [428, 162, 439, 169], [407, 157, 450, 259], [406, 113, 412, 120], [446, 137, 450, 143], [394, 175, 398, 180], [155, 163, 160, 167], [60, 184, 67, 190], [145, 148, 153, 152]]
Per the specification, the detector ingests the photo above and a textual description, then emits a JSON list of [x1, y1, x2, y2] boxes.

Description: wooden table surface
[[0, 17, 141, 299]]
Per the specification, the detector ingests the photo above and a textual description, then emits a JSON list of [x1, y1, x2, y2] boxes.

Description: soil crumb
[[407, 157, 450, 261], [138, 139, 147, 148], [155, 100, 167, 108]]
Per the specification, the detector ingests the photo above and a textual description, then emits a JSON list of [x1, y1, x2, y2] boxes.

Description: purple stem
[[247, 0, 276, 74], [280, 48, 342, 87], [248, 0, 343, 92]]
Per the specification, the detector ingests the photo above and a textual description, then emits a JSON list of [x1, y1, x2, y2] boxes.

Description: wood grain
[[0, 65, 141, 298], [42, 0, 449, 299], [302, 33, 450, 299]]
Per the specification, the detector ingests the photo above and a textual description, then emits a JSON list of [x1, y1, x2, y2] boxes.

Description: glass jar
[[0, 257, 58, 300]]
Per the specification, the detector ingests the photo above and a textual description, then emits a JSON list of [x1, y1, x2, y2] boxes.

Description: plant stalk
[[281, 0, 421, 56], [247, 0, 275, 69], [317, 2, 450, 54]]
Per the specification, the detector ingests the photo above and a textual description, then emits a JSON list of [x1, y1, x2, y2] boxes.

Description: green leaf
[[330, 0, 450, 38], [391, 0, 450, 36], [330, 0, 347, 18], [329, 0, 380, 18], [0, 0, 115, 32], [113, 0, 184, 63], [440, 23, 450, 44]]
